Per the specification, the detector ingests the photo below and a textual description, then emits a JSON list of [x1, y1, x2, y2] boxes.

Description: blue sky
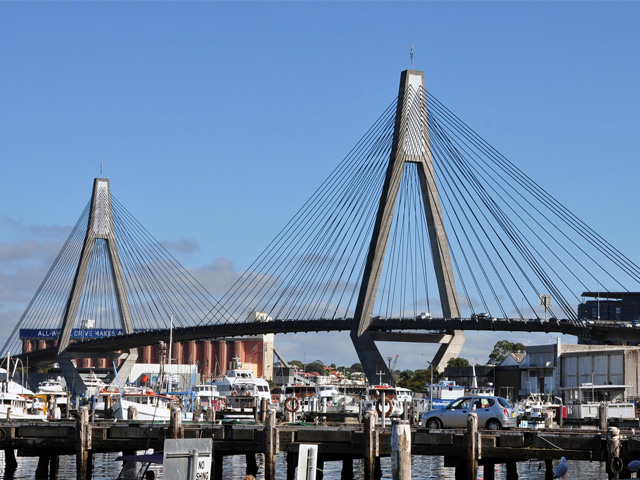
[[1, 2, 639, 372]]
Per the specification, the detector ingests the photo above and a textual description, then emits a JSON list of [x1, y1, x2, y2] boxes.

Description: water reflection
[[0, 449, 609, 479]]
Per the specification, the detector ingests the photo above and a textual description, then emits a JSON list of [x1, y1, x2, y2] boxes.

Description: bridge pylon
[[57, 178, 138, 395], [351, 70, 464, 384]]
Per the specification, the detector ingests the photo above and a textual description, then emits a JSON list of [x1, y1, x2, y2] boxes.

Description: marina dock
[[1, 407, 639, 480]]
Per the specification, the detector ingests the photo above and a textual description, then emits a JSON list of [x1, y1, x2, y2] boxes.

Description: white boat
[[112, 389, 176, 421], [36, 377, 68, 406], [211, 358, 271, 405], [83, 370, 107, 398]]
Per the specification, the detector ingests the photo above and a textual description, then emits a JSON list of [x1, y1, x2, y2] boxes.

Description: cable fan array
[[6, 79, 640, 358], [204, 84, 640, 325], [1, 196, 227, 356]]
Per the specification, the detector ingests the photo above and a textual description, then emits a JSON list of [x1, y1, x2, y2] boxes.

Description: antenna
[[410, 41, 414, 69], [100, 160, 103, 176]]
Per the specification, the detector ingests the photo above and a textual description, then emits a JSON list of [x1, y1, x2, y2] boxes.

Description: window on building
[[616, 306, 621, 320]]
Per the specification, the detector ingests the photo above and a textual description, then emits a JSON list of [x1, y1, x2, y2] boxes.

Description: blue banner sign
[[19, 328, 144, 339]]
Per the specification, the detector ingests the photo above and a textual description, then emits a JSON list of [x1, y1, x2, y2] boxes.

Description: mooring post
[[76, 406, 91, 480], [265, 409, 278, 480], [607, 426, 621, 480], [506, 460, 518, 480], [286, 450, 298, 480], [464, 413, 478, 479], [364, 411, 377, 480], [170, 406, 183, 439], [4, 447, 17, 472], [544, 459, 553, 480], [391, 419, 411, 480], [600, 403, 609, 431], [127, 405, 138, 421]]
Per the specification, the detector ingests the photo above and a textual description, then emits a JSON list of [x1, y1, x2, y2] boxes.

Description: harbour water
[[0, 450, 608, 479]]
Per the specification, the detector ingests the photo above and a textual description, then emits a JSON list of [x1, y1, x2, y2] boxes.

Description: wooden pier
[[2, 408, 640, 479]]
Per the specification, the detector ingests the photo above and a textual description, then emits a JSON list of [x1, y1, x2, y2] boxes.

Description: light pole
[[426, 360, 434, 411], [421, 353, 424, 370]]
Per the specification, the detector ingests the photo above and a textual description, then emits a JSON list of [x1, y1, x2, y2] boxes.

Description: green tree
[[350, 362, 363, 372], [399, 367, 442, 392], [488, 340, 525, 364], [289, 360, 303, 369], [447, 357, 470, 367]]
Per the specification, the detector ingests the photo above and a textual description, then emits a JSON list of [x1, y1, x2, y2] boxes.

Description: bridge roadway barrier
[[2, 410, 640, 480]]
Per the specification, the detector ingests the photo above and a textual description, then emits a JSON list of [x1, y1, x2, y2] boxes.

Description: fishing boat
[[363, 384, 412, 417], [0, 391, 46, 420], [112, 388, 175, 421], [192, 383, 221, 409]]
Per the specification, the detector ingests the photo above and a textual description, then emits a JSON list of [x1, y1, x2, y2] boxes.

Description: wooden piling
[[545, 459, 553, 480], [50, 454, 59, 477], [364, 411, 377, 480], [36, 454, 49, 479], [286, 450, 298, 480], [206, 407, 216, 423], [464, 413, 478, 480], [374, 457, 382, 480], [391, 420, 411, 480], [170, 406, 183, 439], [76, 406, 91, 480], [261, 398, 268, 422], [317, 454, 325, 480], [607, 426, 622, 480], [265, 409, 277, 480], [340, 457, 353, 480], [213, 451, 223, 480], [127, 405, 138, 421], [506, 460, 518, 480], [4, 447, 17, 469], [599, 402, 608, 431], [246, 453, 258, 476], [483, 463, 495, 480], [544, 410, 553, 429]]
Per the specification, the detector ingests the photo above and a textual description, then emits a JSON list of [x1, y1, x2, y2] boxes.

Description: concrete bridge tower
[[57, 178, 138, 394], [350, 70, 464, 385]]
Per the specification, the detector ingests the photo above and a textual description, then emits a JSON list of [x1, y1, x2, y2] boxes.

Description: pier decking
[[1, 407, 640, 480]]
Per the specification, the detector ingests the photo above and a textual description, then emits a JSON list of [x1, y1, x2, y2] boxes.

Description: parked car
[[421, 395, 517, 431], [471, 312, 489, 320]]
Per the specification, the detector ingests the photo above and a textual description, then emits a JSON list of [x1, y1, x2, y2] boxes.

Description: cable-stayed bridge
[[5, 69, 640, 393]]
